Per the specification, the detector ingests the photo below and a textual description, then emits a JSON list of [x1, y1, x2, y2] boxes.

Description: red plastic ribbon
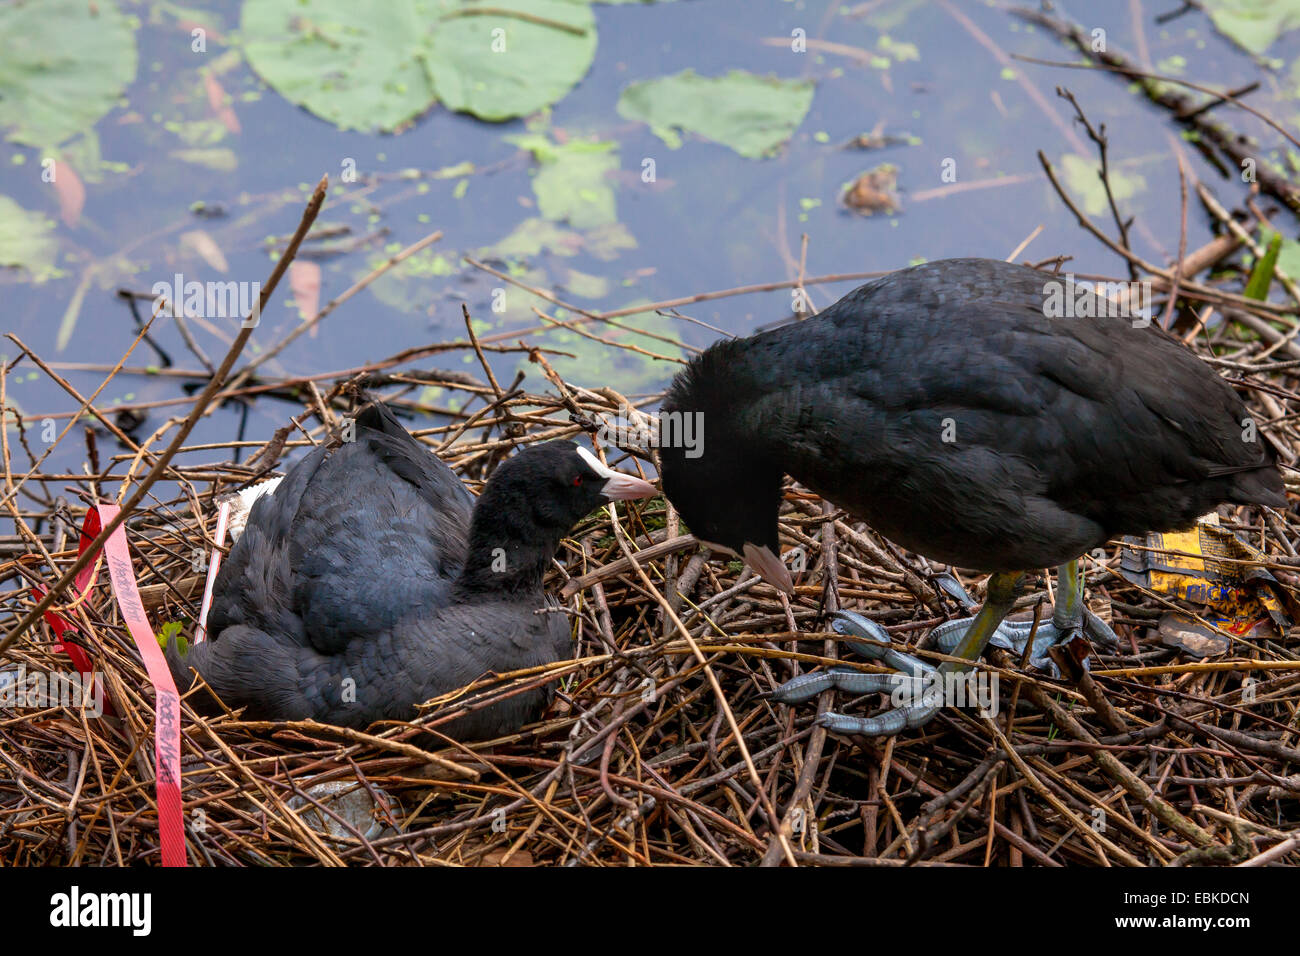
[[36, 505, 187, 867], [31, 510, 112, 715]]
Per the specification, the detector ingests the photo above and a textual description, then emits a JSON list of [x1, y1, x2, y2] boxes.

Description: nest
[[5, 157, 1300, 865], [1, 340, 1298, 868]]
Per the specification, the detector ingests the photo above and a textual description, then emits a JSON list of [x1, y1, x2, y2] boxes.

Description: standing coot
[[659, 258, 1286, 734], [166, 401, 655, 739]]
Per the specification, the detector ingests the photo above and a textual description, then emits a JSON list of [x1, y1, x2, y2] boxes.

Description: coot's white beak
[[743, 542, 795, 595], [577, 446, 657, 501]]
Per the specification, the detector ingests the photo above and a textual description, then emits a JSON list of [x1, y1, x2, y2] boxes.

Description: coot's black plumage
[[166, 401, 654, 740], [660, 258, 1286, 733]]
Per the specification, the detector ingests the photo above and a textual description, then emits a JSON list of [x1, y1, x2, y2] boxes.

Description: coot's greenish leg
[[932, 561, 1119, 672]]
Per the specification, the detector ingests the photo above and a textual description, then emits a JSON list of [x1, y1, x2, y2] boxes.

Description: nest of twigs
[[2, 333, 1299, 867], [6, 140, 1300, 863]]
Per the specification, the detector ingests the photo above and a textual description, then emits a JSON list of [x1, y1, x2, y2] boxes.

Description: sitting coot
[[660, 258, 1286, 734], [166, 401, 654, 739]]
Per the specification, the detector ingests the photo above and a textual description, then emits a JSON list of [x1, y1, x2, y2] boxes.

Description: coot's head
[[659, 443, 792, 594], [657, 346, 794, 594], [484, 441, 656, 527], [459, 441, 657, 594]]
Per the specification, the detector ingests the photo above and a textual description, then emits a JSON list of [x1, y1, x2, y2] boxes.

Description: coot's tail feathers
[[350, 400, 476, 513], [352, 397, 402, 436], [1223, 464, 1288, 509], [165, 627, 312, 721], [164, 631, 195, 688]]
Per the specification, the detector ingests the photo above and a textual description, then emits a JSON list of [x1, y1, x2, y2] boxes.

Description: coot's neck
[[454, 502, 561, 598]]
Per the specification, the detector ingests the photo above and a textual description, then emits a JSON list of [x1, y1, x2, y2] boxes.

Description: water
[[3, 0, 1297, 478]]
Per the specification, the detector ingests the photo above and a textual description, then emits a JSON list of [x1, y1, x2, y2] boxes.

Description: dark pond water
[[4, 0, 1299, 479]]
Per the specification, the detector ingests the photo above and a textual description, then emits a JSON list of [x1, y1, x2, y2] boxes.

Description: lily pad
[[425, 0, 597, 122], [1059, 153, 1146, 217], [241, 0, 596, 130], [537, 305, 683, 393], [617, 69, 815, 159], [0, 195, 60, 283], [0, 0, 138, 147], [1202, 0, 1300, 54], [478, 217, 584, 259], [363, 246, 462, 315], [510, 134, 619, 228]]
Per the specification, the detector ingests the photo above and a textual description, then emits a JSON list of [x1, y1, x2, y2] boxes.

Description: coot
[[660, 258, 1285, 734], [166, 401, 655, 739]]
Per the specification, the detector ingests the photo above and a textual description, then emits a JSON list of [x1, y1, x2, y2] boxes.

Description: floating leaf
[[203, 71, 241, 135], [617, 69, 814, 159], [181, 230, 230, 272], [242, 0, 596, 130], [510, 134, 619, 228], [363, 247, 461, 316], [171, 148, 239, 171], [1059, 153, 1146, 217], [425, 0, 598, 122], [537, 306, 684, 393], [479, 218, 584, 259], [561, 268, 610, 299], [51, 160, 85, 228], [0, 195, 60, 282], [0, 0, 138, 146], [583, 222, 637, 261], [1202, 0, 1300, 54], [290, 261, 322, 320]]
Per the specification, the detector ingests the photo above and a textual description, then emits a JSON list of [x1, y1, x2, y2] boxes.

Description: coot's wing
[[204, 445, 330, 646], [298, 598, 573, 736], [733, 259, 1281, 567], [287, 402, 475, 654]]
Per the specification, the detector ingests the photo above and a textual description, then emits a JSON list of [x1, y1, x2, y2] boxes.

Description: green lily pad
[[1059, 153, 1146, 217], [583, 222, 637, 261], [0, 195, 60, 283], [617, 69, 815, 159], [363, 246, 462, 315], [0, 0, 138, 147], [510, 133, 619, 228], [561, 268, 609, 299], [1202, 0, 1300, 54], [534, 305, 683, 393], [242, 0, 596, 131], [425, 0, 597, 122], [479, 217, 584, 259]]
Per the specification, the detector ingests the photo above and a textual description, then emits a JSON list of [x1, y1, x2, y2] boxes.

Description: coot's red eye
[[573, 474, 583, 487]]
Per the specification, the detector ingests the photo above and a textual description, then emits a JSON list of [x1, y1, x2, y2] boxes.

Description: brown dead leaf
[[51, 160, 85, 228], [290, 261, 321, 322], [181, 230, 230, 272], [204, 72, 241, 135]]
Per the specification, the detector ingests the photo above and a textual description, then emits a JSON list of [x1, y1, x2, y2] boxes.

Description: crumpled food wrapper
[[1120, 512, 1296, 643]]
